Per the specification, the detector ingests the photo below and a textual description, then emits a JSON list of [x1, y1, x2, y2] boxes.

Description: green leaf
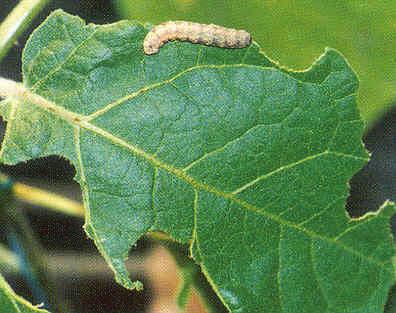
[[115, 0, 396, 126], [0, 273, 50, 313], [0, 10, 395, 312]]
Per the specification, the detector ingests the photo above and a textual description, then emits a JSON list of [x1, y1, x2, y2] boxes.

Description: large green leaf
[[115, 0, 396, 126], [0, 274, 49, 313], [0, 10, 395, 313]]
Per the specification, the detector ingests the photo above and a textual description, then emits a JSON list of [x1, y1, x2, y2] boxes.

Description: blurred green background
[[114, 0, 396, 128]]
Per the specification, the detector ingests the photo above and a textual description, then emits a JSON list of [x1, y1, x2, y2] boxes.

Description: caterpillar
[[143, 21, 252, 55]]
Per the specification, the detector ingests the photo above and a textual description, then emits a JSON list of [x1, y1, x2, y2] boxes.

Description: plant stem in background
[[0, 174, 67, 313], [7, 205, 68, 313], [0, 0, 50, 62], [13, 182, 84, 218]]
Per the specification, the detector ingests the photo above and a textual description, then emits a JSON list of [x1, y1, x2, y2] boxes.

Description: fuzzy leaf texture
[[0, 10, 395, 313], [0, 274, 49, 313]]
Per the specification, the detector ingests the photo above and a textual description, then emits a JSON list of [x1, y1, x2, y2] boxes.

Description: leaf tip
[[133, 280, 144, 291], [114, 270, 144, 292]]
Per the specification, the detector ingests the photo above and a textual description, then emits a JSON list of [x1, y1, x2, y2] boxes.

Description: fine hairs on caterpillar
[[143, 21, 252, 55]]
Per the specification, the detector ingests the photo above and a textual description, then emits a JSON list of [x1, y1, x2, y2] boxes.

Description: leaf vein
[[183, 105, 302, 171], [31, 28, 99, 92], [298, 196, 345, 226], [277, 226, 283, 313], [151, 168, 158, 228], [231, 151, 328, 195], [86, 64, 302, 121], [310, 239, 330, 311]]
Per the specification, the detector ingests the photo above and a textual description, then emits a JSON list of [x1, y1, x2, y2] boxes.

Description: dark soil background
[[0, 1, 395, 312]]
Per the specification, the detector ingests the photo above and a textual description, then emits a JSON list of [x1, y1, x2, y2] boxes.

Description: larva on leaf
[[143, 21, 252, 55]]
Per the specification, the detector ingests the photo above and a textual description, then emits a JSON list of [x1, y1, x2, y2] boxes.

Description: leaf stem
[[0, 77, 22, 97], [7, 211, 64, 312], [13, 182, 84, 218], [0, 0, 50, 62]]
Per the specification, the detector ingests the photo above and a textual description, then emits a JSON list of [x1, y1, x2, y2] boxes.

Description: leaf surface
[[0, 274, 49, 313], [0, 10, 395, 313]]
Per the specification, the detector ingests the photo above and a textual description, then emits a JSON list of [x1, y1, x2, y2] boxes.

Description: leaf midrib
[[12, 66, 389, 274]]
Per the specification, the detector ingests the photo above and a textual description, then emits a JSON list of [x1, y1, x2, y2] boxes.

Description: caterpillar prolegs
[[143, 21, 252, 55]]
